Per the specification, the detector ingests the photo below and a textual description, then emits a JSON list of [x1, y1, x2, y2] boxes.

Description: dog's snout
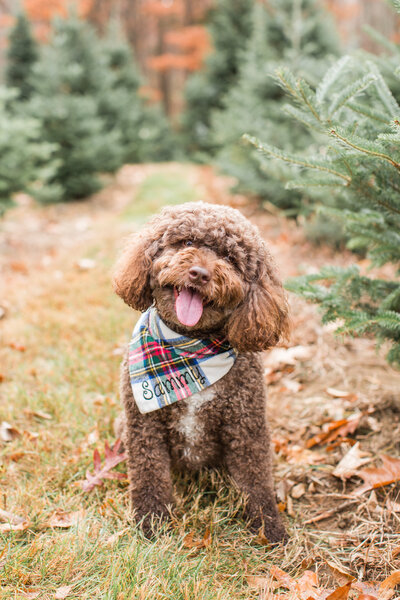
[[188, 265, 210, 285]]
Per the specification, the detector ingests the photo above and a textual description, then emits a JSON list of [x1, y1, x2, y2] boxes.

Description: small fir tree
[[6, 13, 38, 100], [246, 52, 400, 365], [0, 88, 57, 212], [180, 0, 254, 158], [99, 30, 174, 164], [26, 17, 123, 202], [212, 0, 339, 214]]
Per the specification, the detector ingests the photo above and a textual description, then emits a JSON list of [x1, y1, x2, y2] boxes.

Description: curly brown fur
[[113, 202, 290, 542]]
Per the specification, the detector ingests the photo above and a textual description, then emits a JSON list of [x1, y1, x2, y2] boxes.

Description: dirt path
[[1, 163, 400, 597]]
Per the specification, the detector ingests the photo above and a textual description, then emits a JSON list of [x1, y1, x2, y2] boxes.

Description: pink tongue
[[175, 288, 204, 327]]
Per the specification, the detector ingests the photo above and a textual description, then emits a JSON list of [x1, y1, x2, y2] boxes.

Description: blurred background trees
[[0, 0, 399, 362]]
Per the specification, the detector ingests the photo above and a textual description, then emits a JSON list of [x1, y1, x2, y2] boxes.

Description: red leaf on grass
[[353, 455, 400, 496], [79, 439, 126, 492]]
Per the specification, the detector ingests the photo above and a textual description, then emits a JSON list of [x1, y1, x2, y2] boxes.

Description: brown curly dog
[[113, 202, 290, 542]]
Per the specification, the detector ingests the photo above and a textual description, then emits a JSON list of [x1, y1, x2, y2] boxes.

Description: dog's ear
[[226, 267, 290, 352], [113, 229, 157, 311]]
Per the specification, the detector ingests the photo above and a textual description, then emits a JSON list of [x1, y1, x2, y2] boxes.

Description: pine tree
[[246, 51, 400, 366], [212, 0, 339, 214], [99, 29, 174, 164], [0, 88, 57, 213], [26, 17, 123, 202], [180, 0, 254, 158], [6, 13, 38, 100]]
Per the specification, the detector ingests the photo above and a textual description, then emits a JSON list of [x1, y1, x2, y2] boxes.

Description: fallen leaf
[[333, 443, 372, 480], [326, 581, 353, 600], [326, 560, 354, 585], [55, 585, 73, 599], [0, 508, 25, 525], [326, 388, 357, 400], [21, 591, 40, 599], [24, 409, 52, 420], [269, 565, 332, 599], [106, 527, 130, 546], [306, 414, 361, 449], [45, 509, 85, 529], [10, 260, 28, 274], [76, 258, 96, 270], [291, 483, 306, 499], [183, 527, 212, 550], [352, 581, 381, 599], [265, 345, 312, 369], [0, 519, 30, 532], [8, 341, 26, 351], [79, 439, 126, 492], [353, 455, 400, 496], [274, 441, 326, 465], [380, 570, 400, 594], [281, 377, 302, 393], [0, 421, 21, 442]]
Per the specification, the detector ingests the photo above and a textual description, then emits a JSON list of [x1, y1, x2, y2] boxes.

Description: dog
[[113, 201, 290, 542]]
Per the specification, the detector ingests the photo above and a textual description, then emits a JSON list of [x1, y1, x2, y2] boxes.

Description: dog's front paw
[[134, 504, 172, 539], [247, 504, 288, 544]]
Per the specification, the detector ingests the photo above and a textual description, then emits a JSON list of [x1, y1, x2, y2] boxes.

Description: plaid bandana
[[128, 307, 237, 414]]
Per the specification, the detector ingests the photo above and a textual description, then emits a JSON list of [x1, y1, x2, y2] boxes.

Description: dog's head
[[113, 202, 289, 351]]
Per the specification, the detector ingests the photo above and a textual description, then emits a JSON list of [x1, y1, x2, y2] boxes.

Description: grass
[[2, 165, 399, 599], [0, 170, 292, 600], [122, 170, 200, 223]]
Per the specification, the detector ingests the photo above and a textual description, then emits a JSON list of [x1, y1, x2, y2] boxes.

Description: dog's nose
[[188, 266, 210, 285]]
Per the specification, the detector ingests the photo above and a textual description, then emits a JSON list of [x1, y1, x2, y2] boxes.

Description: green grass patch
[[122, 170, 200, 223]]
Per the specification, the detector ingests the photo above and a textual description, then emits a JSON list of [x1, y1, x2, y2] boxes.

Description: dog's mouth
[[173, 286, 205, 327]]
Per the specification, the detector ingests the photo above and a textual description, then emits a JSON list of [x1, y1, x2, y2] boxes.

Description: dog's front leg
[[120, 357, 174, 536], [222, 418, 287, 544], [124, 408, 174, 537]]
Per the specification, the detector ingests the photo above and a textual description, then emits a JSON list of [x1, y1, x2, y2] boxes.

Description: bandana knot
[[128, 307, 237, 414]]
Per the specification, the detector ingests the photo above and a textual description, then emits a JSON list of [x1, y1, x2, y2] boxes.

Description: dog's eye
[[224, 255, 231, 263], [184, 240, 193, 247]]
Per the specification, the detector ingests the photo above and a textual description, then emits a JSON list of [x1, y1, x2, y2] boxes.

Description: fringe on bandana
[[128, 307, 237, 414]]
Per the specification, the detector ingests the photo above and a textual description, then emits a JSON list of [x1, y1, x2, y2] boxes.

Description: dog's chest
[[174, 387, 215, 462]]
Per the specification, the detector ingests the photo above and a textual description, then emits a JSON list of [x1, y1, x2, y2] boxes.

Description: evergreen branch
[[347, 101, 391, 124], [330, 129, 400, 171], [316, 55, 352, 106], [329, 73, 377, 116], [274, 67, 301, 103], [367, 61, 400, 116], [283, 104, 323, 131], [243, 135, 351, 182], [298, 80, 321, 122]]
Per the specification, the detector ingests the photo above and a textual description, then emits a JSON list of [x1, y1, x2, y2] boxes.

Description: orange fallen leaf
[[183, 527, 212, 550], [306, 415, 361, 449], [326, 581, 352, 600], [8, 341, 26, 351], [353, 455, 400, 496], [380, 570, 400, 594], [9, 260, 28, 274]]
